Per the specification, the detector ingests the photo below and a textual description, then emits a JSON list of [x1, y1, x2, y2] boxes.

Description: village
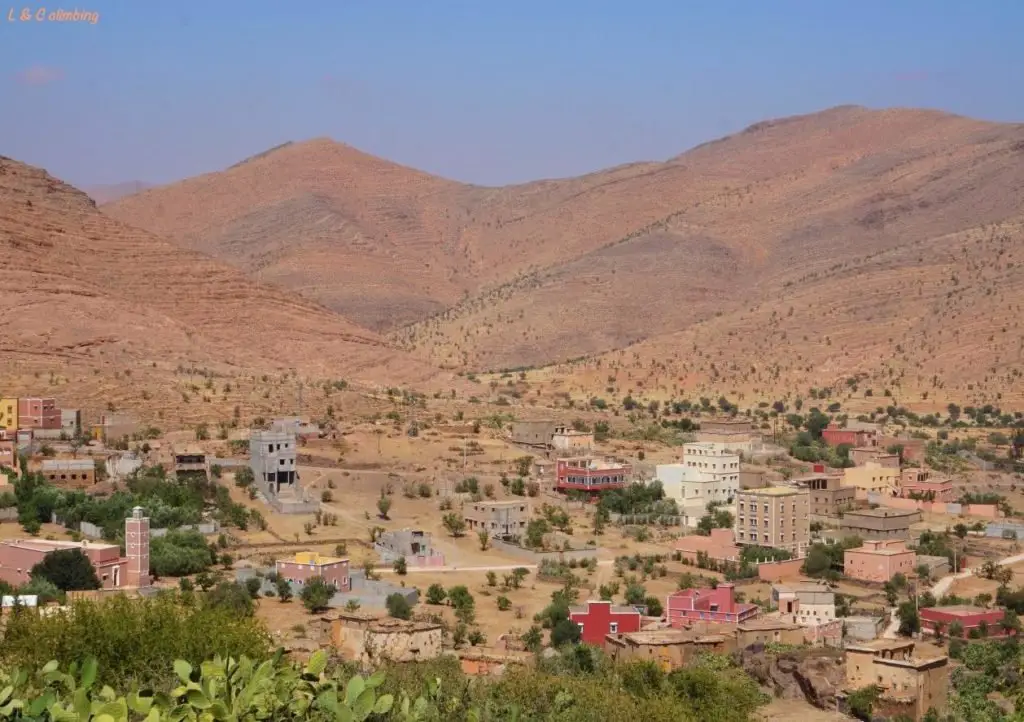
[[1, 390, 1024, 721]]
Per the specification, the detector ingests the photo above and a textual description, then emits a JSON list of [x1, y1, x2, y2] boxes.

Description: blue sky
[[2, 0, 1022, 187]]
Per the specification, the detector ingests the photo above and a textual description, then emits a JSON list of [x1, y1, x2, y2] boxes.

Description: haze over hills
[[102, 105, 1024, 405], [84, 181, 154, 204], [0, 156, 447, 419]]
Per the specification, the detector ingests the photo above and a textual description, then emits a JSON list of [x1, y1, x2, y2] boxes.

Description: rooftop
[[174, 445, 206, 456], [288, 551, 347, 566], [560, 457, 629, 470], [2, 538, 118, 552], [773, 582, 834, 595], [846, 638, 915, 653], [570, 600, 639, 616], [738, 619, 801, 631], [921, 605, 998, 617], [471, 500, 530, 509], [741, 485, 805, 497], [40, 459, 95, 471], [843, 507, 919, 519]]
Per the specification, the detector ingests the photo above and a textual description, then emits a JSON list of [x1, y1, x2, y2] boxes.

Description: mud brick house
[[843, 639, 948, 721], [605, 629, 736, 670], [464, 500, 530, 540], [569, 600, 642, 647], [839, 507, 920, 541], [791, 465, 856, 517], [331, 612, 442, 665]]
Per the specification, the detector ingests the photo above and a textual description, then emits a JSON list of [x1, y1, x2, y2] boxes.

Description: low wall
[[0, 508, 18, 522], [756, 558, 804, 582], [489, 539, 600, 563], [866, 495, 1000, 518], [987, 522, 1024, 539]]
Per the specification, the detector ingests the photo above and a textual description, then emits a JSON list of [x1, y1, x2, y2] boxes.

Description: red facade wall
[[17, 398, 61, 430], [920, 607, 1010, 637], [569, 601, 641, 647], [276, 559, 351, 591], [555, 460, 631, 492], [666, 583, 759, 627], [0, 542, 128, 589]]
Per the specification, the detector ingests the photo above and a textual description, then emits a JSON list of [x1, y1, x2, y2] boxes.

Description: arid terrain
[[101, 105, 1024, 411]]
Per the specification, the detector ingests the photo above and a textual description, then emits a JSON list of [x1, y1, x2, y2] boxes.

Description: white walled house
[[657, 443, 740, 525]]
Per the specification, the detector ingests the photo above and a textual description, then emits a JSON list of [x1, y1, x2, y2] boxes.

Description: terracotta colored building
[[569, 600, 642, 647], [898, 469, 954, 502], [844, 539, 917, 583], [605, 629, 736, 670], [844, 639, 948, 721], [673, 528, 740, 564], [0, 506, 150, 589], [822, 422, 879, 448], [919, 605, 1011, 638], [555, 457, 631, 495], [276, 551, 351, 591], [17, 397, 61, 430], [666, 582, 759, 627]]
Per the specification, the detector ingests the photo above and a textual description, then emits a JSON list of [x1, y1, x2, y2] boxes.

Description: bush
[[300, 576, 336, 613], [386, 593, 412, 620], [150, 529, 215, 577], [0, 593, 270, 689], [30, 548, 100, 591]]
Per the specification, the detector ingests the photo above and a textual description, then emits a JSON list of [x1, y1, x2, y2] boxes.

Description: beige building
[[697, 418, 761, 454], [551, 427, 593, 454], [844, 462, 901, 498], [791, 470, 856, 517], [734, 486, 810, 554], [773, 581, 836, 626], [844, 539, 917, 583], [839, 508, 920, 542], [464, 500, 531, 540], [330, 613, 442, 666], [844, 640, 948, 721], [735, 619, 807, 647], [850, 447, 901, 468], [605, 629, 736, 671], [40, 458, 96, 487]]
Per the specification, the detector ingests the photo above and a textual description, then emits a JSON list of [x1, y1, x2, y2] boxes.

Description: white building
[[657, 443, 740, 524], [772, 582, 836, 627]]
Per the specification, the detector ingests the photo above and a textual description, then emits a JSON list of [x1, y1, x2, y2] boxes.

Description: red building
[[276, 551, 351, 591], [0, 506, 151, 589], [17, 397, 61, 430], [569, 600, 642, 647], [555, 457, 631, 495], [666, 583, 759, 627], [822, 422, 879, 449], [920, 605, 1012, 638]]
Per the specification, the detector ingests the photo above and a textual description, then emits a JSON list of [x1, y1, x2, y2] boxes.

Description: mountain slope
[[0, 156, 446, 418], [85, 181, 153, 204], [102, 106, 1024, 402]]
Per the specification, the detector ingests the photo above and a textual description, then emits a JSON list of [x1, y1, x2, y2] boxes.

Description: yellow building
[[0, 398, 18, 432], [843, 462, 900, 499]]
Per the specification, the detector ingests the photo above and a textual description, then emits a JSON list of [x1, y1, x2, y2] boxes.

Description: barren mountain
[[103, 106, 1024, 404], [0, 156, 446, 419], [85, 181, 153, 204]]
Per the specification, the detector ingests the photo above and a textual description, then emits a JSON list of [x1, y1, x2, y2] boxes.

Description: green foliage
[[150, 529, 215, 577], [425, 584, 446, 605], [0, 594, 270, 689], [206, 581, 256, 617], [300, 577, 336, 613], [385, 593, 412, 620], [30, 548, 101, 591]]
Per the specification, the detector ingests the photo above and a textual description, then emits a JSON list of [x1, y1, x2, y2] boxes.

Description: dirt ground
[[755, 698, 855, 721]]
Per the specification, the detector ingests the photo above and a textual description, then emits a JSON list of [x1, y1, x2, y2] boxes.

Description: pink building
[[667, 583, 759, 627], [920, 605, 1012, 638], [0, 506, 151, 589], [569, 600, 642, 647], [843, 539, 917, 583], [822, 422, 879, 449], [898, 469, 954, 502], [17, 397, 61, 430], [276, 551, 351, 591], [674, 528, 741, 564], [555, 457, 631, 496]]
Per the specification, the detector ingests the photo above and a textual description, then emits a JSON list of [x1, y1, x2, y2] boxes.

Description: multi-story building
[[464, 500, 531, 540], [172, 445, 208, 477], [839, 508, 920, 541], [276, 551, 350, 591], [40, 458, 96, 487], [0, 506, 151, 589], [696, 418, 761, 454], [844, 462, 902, 498], [374, 529, 445, 567], [734, 486, 810, 553], [791, 465, 856, 517], [666, 582, 759, 627], [844, 539, 917, 583], [772, 582, 836, 626], [843, 639, 948, 721], [555, 457, 630, 495], [850, 447, 901, 468], [17, 397, 61, 430], [898, 469, 954, 502], [822, 421, 880, 448], [919, 605, 1011, 638], [60, 409, 81, 437], [0, 398, 19, 433], [551, 427, 593, 454], [509, 420, 558, 449], [569, 600, 642, 647], [249, 428, 298, 495], [92, 413, 141, 444], [657, 443, 740, 522]]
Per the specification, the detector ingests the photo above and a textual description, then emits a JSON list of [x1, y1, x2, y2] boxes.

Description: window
[[610, 622, 619, 633]]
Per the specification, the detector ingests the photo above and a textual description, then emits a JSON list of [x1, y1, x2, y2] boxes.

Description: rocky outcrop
[[739, 648, 846, 711]]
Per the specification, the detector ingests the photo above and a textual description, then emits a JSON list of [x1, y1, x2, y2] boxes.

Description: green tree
[[207, 581, 256, 617], [522, 625, 543, 652], [425, 583, 447, 605], [29, 548, 100, 591], [550, 618, 582, 647], [442, 512, 466, 537], [478, 529, 490, 551], [300, 576, 336, 613], [275, 576, 293, 602], [234, 467, 254, 487], [376, 494, 392, 520], [393, 556, 408, 575], [386, 593, 412, 620], [447, 585, 475, 624]]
